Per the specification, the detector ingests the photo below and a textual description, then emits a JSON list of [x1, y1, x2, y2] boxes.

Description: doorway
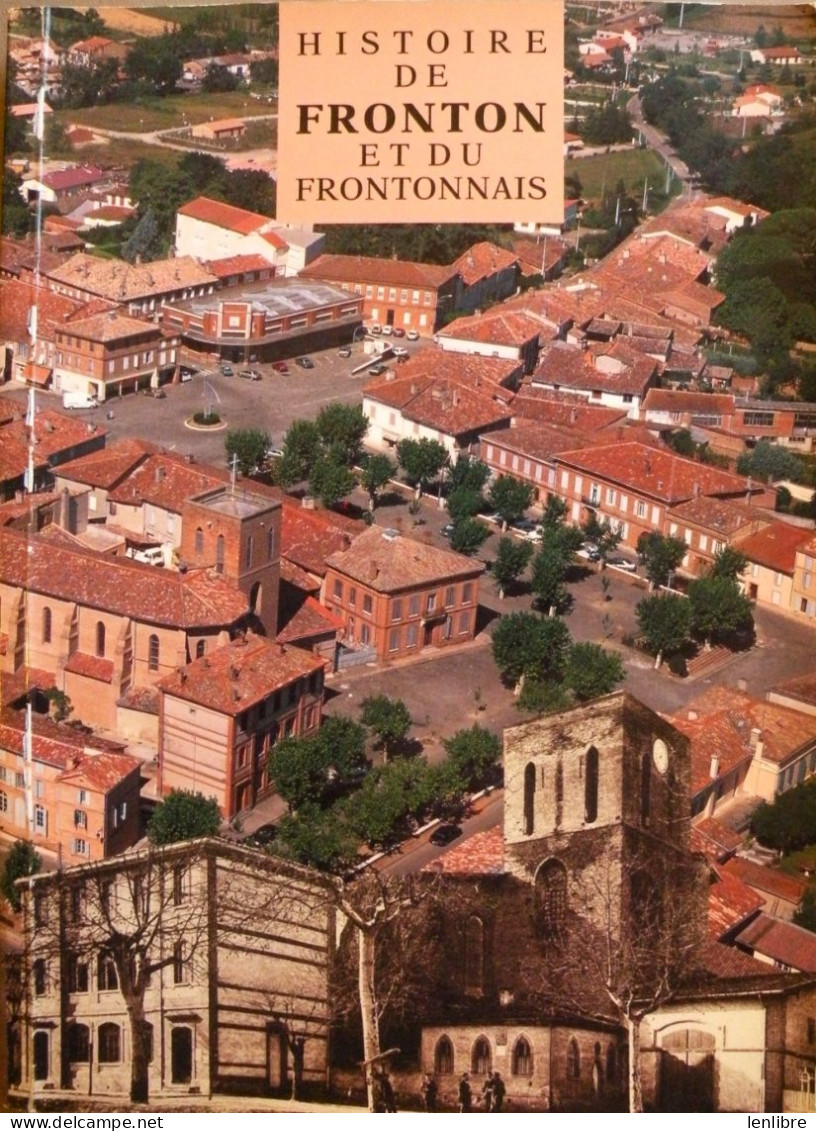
[[171, 1026, 193, 1085]]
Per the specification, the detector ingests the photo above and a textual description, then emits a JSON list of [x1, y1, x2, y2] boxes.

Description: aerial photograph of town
[[2, 0, 816, 1116]]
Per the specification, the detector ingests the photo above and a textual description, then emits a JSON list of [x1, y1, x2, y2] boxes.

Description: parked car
[[246, 823, 278, 847], [392, 345, 408, 358], [407, 329, 420, 341], [220, 364, 234, 376], [295, 356, 315, 370], [338, 346, 352, 358], [179, 366, 196, 382], [381, 324, 393, 336], [581, 542, 601, 561], [392, 327, 406, 338], [125, 546, 165, 567], [429, 823, 462, 847], [368, 363, 388, 376], [266, 446, 285, 460], [238, 369, 262, 381], [442, 522, 455, 539], [512, 519, 542, 542], [608, 555, 638, 572], [369, 323, 382, 335], [272, 361, 289, 374]]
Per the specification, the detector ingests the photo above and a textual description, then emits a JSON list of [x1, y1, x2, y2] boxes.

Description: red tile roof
[[668, 496, 765, 537], [722, 858, 807, 907], [40, 165, 105, 192], [300, 253, 456, 290], [325, 525, 484, 593], [0, 528, 248, 628], [204, 253, 274, 278], [450, 241, 518, 286], [736, 913, 816, 973], [643, 389, 736, 415], [483, 419, 598, 463], [534, 340, 656, 398], [769, 672, 816, 712], [64, 652, 115, 683], [735, 521, 812, 576], [277, 595, 344, 645], [439, 308, 545, 348], [0, 708, 128, 776], [56, 310, 159, 344], [670, 686, 816, 777], [158, 633, 324, 715], [107, 451, 234, 513], [177, 195, 272, 235], [0, 279, 85, 343], [423, 825, 505, 875], [556, 441, 752, 505], [59, 748, 143, 792], [281, 497, 364, 577], [55, 438, 156, 489], [691, 817, 744, 862], [46, 254, 217, 303]]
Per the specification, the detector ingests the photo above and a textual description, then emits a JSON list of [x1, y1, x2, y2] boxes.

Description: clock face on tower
[[653, 738, 669, 775]]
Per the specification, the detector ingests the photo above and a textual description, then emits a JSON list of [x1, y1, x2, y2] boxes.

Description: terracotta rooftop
[[325, 525, 484, 593], [670, 686, 816, 780], [450, 241, 518, 286], [204, 253, 275, 277], [691, 816, 744, 863], [668, 496, 766, 537], [39, 165, 105, 192], [736, 913, 816, 973], [56, 309, 159, 344], [107, 451, 234, 513], [722, 857, 807, 908], [555, 441, 752, 505], [64, 652, 115, 683], [56, 438, 157, 489], [769, 672, 816, 712], [0, 707, 129, 778], [0, 278, 86, 343], [511, 388, 627, 431], [534, 341, 656, 398], [709, 866, 764, 939], [276, 595, 344, 645], [300, 253, 457, 290], [423, 825, 505, 875], [0, 528, 249, 628], [643, 389, 736, 415], [158, 633, 324, 715], [734, 521, 812, 576], [178, 195, 273, 235], [439, 308, 545, 348], [58, 748, 143, 792], [281, 497, 364, 578], [482, 419, 598, 463], [511, 236, 569, 277], [46, 254, 218, 302]]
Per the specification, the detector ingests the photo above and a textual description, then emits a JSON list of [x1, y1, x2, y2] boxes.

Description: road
[[627, 92, 693, 195], [85, 115, 278, 170], [374, 789, 504, 877]]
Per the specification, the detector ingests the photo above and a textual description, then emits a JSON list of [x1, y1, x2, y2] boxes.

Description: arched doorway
[[659, 1028, 716, 1111]]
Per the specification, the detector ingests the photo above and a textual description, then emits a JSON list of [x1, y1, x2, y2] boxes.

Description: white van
[[62, 391, 99, 410], [126, 546, 166, 567]]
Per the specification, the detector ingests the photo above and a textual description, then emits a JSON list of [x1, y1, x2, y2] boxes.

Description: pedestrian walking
[[382, 1069, 397, 1113], [492, 1071, 506, 1112], [458, 1072, 472, 1112], [481, 1071, 495, 1111], [420, 1073, 438, 1112]]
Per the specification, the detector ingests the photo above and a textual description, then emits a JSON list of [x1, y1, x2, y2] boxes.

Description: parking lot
[[23, 338, 427, 467]]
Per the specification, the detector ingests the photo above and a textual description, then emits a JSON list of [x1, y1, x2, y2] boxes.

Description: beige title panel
[[277, 0, 565, 224]]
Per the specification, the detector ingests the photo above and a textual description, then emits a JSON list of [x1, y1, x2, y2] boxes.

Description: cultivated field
[[53, 91, 275, 134], [677, 3, 816, 39], [567, 148, 669, 204], [71, 6, 170, 36]]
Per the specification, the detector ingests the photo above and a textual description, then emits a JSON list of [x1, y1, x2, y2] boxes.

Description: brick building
[[158, 633, 325, 817], [322, 526, 483, 662], [44, 253, 217, 316], [298, 253, 459, 335], [53, 310, 180, 401]]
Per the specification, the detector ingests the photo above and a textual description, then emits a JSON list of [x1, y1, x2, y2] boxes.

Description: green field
[[567, 148, 673, 205], [53, 91, 276, 135]]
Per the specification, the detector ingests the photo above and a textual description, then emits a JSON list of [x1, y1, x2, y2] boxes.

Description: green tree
[[348, 760, 429, 848], [637, 532, 687, 590], [271, 717, 367, 810], [316, 402, 368, 464], [447, 487, 483, 523], [122, 208, 163, 264], [540, 494, 568, 530], [124, 34, 183, 95], [581, 514, 622, 565], [492, 536, 534, 598], [1, 840, 41, 912], [709, 546, 748, 581], [361, 695, 412, 761], [531, 525, 583, 616], [442, 725, 501, 789], [487, 475, 534, 530], [146, 790, 221, 845], [279, 419, 322, 486], [565, 641, 625, 701], [56, 57, 118, 108], [396, 438, 448, 497], [448, 456, 490, 496], [2, 168, 31, 236], [737, 440, 805, 484], [635, 593, 692, 669], [687, 576, 753, 649], [309, 458, 356, 509], [225, 428, 271, 476], [491, 611, 571, 685], [751, 781, 816, 853], [275, 803, 358, 872], [449, 517, 490, 556], [794, 888, 816, 934], [201, 61, 239, 92], [359, 453, 393, 510]]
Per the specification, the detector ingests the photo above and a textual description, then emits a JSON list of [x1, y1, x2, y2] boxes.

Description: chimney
[[687, 709, 698, 721], [155, 466, 165, 483], [749, 727, 762, 749], [709, 754, 720, 779], [737, 678, 747, 692]]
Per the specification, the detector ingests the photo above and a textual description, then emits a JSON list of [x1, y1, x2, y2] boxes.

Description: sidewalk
[[8, 1089, 367, 1114]]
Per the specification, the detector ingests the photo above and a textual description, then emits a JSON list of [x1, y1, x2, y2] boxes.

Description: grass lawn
[[568, 148, 672, 204], [776, 843, 816, 878], [53, 91, 275, 134]]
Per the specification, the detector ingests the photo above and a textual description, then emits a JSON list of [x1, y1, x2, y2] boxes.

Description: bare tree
[[525, 843, 706, 1112], [25, 843, 209, 1103]]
